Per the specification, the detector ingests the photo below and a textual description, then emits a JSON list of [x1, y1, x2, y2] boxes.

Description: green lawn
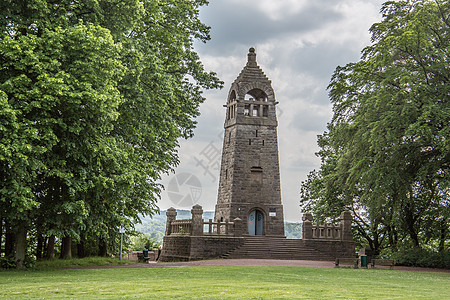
[[1, 266, 448, 299]]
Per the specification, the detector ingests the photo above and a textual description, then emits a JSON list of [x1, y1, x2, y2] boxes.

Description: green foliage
[[390, 248, 450, 269], [0, 254, 34, 269], [300, 0, 449, 255], [134, 217, 166, 245], [129, 232, 160, 251], [0, 255, 16, 269], [0, 0, 222, 266]]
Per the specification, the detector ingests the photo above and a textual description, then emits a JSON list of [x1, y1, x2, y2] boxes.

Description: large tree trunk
[[439, 219, 447, 252], [77, 234, 86, 258], [36, 234, 44, 260], [404, 204, 420, 247], [0, 218, 3, 257], [401, 192, 420, 248], [371, 229, 381, 256], [14, 223, 27, 268], [42, 236, 48, 258], [60, 236, 72, 259], [77, 242, 85, 258], [386, 224, 399, 251], [98, 237, 107, 257], [46, 235, 55, 259], [5, 222, 15, 256]]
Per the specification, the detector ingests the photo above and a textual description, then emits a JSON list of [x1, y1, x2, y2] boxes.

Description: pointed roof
[[233, 47, 272, 86]]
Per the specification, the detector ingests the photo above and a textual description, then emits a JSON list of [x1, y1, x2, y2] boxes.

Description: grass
[[32, 257, 139, 270], [0, 265, 448, 299]]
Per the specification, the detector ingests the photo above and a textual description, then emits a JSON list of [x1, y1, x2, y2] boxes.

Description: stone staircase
[[222, 236, 334, 261]]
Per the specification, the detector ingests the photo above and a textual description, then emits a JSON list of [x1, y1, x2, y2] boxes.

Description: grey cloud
[[289, 108, 330, 133], [285, 44, 361, 80], [199, 1, 344, 55]]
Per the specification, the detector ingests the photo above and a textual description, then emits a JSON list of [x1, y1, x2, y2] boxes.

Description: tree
[[301, 0, 449, 254], [0, 0, 221, 266]]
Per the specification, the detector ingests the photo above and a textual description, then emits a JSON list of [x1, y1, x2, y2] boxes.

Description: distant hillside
[[135, 210, 302, 244]]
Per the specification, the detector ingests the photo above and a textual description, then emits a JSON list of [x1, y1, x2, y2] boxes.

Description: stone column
[[191, 204, 204, 236], [233, 218, 243, 236], [165, 207, 177, 236], [301, 213, 313, 240], [340, 211, 353, 241]]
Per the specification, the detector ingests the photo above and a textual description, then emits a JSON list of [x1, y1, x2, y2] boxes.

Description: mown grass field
[[1, 264, 449, 299]]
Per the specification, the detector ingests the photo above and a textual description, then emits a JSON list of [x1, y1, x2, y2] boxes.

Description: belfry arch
[[244, 88, 268, 102]]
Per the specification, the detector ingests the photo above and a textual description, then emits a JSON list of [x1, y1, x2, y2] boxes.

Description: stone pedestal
[[340, 211, 353, 241], [233, 218, 244, 236], [165, 207, 177, 236], [191, 204, 204, 236]]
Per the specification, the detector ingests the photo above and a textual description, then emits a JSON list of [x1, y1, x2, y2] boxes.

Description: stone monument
[[215, 47, 285, 236], [159, 48, 355, 262]]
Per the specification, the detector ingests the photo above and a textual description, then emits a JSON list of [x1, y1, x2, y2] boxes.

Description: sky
[[158, 0, 386, 222]]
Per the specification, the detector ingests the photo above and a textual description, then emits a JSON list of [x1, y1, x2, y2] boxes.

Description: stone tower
[[214, 48, 284, 236]]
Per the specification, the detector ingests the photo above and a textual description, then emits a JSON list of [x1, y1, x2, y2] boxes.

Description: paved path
[[77, 259, 449, 273]]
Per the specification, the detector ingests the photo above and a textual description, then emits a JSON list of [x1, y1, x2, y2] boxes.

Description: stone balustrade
[[165, 205, 244, 237], [203, 219, 235, 235], [311, 224, 341, 239], [301, 211, 353, 241], [170, 219, 192, 235]]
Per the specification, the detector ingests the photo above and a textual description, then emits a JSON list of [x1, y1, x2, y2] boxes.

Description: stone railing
[[169, 219, 192, 235], [203, 219, 236, 235], [301, 211, 353, 241], [165, 205, 245, 237], [311, 224, 341, 240]]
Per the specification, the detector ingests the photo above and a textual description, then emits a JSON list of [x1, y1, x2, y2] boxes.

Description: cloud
[[199, 0, 344, 55]]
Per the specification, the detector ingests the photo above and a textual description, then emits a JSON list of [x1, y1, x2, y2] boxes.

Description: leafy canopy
[[300, 0, 449, 253], [0, 0, 222, 257]]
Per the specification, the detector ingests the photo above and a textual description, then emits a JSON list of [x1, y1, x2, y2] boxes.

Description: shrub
[[0, 256, 16, 269], [1, 255, 35, 269], [391, 248, 450, 269], [130, 233, 160, 251]]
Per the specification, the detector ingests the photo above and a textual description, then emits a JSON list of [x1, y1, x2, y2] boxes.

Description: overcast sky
[[158, 0, 386, 222]]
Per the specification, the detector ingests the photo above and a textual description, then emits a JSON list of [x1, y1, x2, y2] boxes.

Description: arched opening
[[228, 90, 237, 119], [248, 209, 264, 235], [229, 90, 236, 103], [243, 89, 269, 118], [244, 88, 267, 102]]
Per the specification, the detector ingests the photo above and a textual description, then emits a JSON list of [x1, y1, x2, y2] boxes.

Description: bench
[[335, 258, 359, 268], [371, 259, 395, 269], [137, 251, 151, 263]]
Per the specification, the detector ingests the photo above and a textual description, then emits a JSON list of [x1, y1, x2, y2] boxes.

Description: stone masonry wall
[[160, 235, 244, 262], [303, 240, 356, 258]]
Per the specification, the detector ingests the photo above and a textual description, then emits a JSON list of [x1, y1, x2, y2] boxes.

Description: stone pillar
[[302, 213, 313, 240], [340, 211, 353, 241], [247, 47, 257, 66], [191, 204, 204, 236], [165, 207, 177, 236], [233, 218, 243, 236]]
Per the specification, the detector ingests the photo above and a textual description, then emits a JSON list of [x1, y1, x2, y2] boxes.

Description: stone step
[[223, 237, 335, 261]]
